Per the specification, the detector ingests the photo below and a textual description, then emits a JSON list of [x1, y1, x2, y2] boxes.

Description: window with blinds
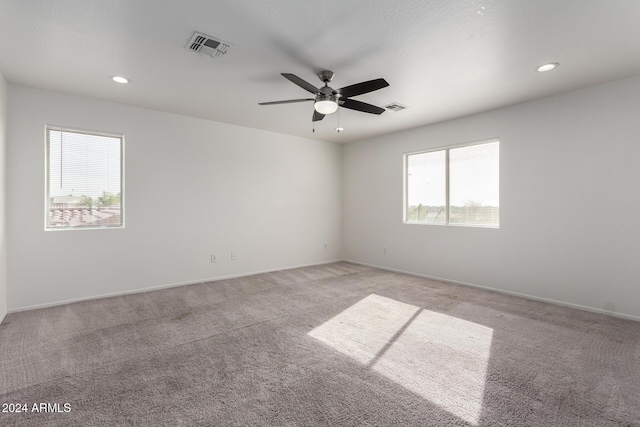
[[405, 139, 499, 227], [45, 126, 124, 230]]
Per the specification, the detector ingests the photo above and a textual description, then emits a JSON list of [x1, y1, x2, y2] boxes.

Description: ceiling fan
[[259, 70, 389, 122]]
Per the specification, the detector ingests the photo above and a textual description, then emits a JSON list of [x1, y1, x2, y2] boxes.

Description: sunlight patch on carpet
[[308, 294, 493, 425]]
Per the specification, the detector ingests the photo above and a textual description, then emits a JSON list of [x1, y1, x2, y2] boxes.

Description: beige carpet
[[0, 262, 638, 426]]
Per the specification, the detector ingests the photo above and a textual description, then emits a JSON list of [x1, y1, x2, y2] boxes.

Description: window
[[405, 139, 499, 227], [45, 126, 124, 230]]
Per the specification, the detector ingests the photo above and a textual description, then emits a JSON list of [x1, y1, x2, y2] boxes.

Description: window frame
[[44, 125, 125, 231], [403, 138, 499, 228]]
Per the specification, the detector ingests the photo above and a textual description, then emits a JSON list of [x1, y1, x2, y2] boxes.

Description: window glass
[[406, 150, 446, 223], [405, 140, 499, 227], [449, 142, 499, 226]]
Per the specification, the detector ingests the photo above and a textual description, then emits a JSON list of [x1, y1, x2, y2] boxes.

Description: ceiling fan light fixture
[[314, 99, 339, 115]]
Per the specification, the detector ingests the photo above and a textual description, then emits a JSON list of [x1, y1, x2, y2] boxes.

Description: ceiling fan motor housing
[[316, 85, 338, 106]]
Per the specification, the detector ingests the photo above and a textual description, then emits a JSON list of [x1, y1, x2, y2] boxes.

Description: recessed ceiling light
[[537, 63, 559, 72], [111, 76, 130, 84]]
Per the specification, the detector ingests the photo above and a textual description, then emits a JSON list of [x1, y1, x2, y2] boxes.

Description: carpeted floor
[[0, 262, 639, 426]]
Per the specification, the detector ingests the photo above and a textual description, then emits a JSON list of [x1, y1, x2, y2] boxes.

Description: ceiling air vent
[[185, 32, 231, 58], [384, 102, 407, 112]]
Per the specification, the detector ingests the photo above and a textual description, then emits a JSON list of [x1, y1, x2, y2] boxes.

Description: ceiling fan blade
[[312, 110, 325, 122], [281, 73, 319, 94], [340, 99, 386, 115], [335, 78, 389, 98], [258, 98, 314, 105]]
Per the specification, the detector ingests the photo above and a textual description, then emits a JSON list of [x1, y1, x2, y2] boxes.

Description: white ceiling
[[1, 0, 639, 143]]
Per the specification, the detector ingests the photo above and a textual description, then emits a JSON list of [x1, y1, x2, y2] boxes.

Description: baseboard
[[344, 259, 640, 323], [7, 259, 344, 314], [12, 258, 638, 323], [0, 309, 6, 326]]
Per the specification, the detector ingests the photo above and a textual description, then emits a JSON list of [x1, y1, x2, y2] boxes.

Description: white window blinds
[[46, 126, 124, 229]]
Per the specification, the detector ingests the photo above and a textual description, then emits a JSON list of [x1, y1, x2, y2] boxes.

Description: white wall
[[7, 85, 343, 310], [344, 75, 640, 319], [0, 73, 7, 323]]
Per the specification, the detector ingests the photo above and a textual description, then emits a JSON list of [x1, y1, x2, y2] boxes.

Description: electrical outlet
[[231, 252, 236, 260], [324, 243, 328, 251], [383, 248, 387, 255], [210, 254, 217, 263]]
